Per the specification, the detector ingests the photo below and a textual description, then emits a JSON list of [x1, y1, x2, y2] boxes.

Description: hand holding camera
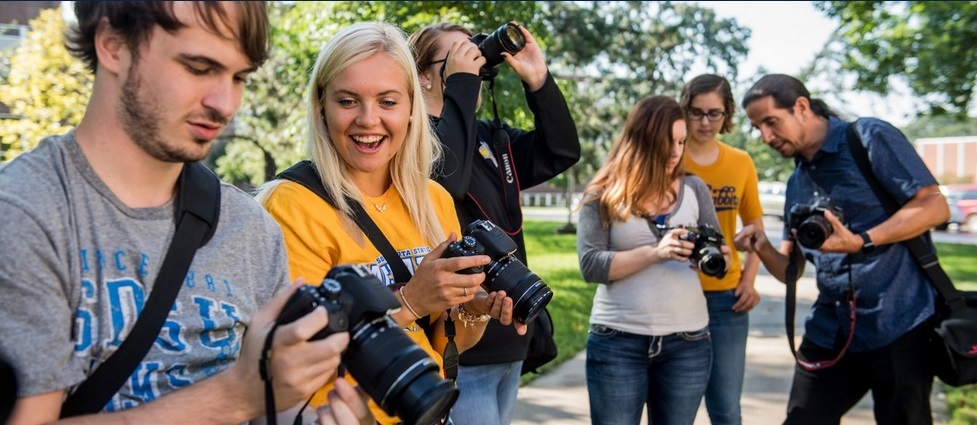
[[443, 37, 486, 80], [275, 265, 458, 425], [788, 196, 847, 250], [656, 225, 729, 278], [443, 220, 554, 325]]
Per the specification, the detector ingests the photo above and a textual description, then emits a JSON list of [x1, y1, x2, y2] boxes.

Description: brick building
[[915, 136, 977, 184]]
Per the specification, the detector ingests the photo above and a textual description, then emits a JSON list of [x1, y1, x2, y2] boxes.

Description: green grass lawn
[[521, 218, 977, 421], [521, 219, 595, 384]]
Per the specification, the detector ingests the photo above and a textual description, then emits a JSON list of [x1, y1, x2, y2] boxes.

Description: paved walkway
[[513, 273, 949, 425]]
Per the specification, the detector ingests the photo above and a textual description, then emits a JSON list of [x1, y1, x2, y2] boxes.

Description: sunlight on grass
[[521, 219, 594, 383]]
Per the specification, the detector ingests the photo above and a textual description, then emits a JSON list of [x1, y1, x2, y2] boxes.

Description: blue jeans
[[586, 324, 711, 425], [451, 361, 523, 425], [704, 290, 749, 425]]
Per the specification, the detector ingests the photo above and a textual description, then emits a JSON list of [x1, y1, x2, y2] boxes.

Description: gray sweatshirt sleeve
[[688, 176, 721, 229], [576, 200, 615, 284]]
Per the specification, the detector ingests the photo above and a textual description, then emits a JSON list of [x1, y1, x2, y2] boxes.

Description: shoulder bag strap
[[277, 161, 457, 377], [277, 161, 413, 282], [61, 162, 220, 417], [845, 121, 965, 311]]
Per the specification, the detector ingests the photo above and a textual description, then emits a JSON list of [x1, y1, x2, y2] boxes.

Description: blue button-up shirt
[[783, 116, 937, 352]]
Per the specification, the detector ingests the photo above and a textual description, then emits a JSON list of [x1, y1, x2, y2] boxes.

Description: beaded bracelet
[[458, 303, 491, 327], [398, 286, 422, 320]]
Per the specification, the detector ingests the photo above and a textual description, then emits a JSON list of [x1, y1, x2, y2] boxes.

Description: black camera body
[[443, 220, 553, 324], [788, 197, 846, 249], [470, 22, 526, 80], [276, 265, 458, 425], [678, 224, 728, 279]]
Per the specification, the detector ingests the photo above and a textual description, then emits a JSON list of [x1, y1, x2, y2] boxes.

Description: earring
[[424, 84, 432, 90]]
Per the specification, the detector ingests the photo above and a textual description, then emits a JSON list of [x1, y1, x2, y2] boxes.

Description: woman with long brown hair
[[577, 95, 727, 425]]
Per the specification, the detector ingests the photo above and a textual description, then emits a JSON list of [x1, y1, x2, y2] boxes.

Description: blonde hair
[[259, 22, 445, 246], [583, 96, 686, 224]]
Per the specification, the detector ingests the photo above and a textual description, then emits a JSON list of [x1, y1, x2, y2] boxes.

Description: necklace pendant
[[375, 203, 387, 213]]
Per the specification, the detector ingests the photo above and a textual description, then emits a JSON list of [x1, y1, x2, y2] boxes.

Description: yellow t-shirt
[[262, 179, 461, 424], [683, 142, 763, 291]]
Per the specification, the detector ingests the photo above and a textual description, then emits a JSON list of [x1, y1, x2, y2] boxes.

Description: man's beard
[[119, 64, 224, 163]]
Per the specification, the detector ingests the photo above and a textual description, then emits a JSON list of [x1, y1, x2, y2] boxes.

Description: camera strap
[[60, 162, 221, 417], [845, 121, 963, 311], [785, 247, 856, 371], [277, 161, 460, 381]]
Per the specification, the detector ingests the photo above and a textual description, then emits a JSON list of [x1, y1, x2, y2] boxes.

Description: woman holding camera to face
[[408, 22, 579, 425], [258, 22, 521, 425], [577, 96, 728, 425]]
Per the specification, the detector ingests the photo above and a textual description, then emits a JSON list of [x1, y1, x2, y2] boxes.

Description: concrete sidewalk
[[512, 273, 949, 425]]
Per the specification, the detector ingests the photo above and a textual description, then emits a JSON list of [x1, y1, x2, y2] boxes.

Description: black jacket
[[432, 72, 580, 364]]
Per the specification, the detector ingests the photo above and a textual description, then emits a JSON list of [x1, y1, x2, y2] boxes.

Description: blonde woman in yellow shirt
[[259, 22, 523, 425], [680, 74, 764, 425]]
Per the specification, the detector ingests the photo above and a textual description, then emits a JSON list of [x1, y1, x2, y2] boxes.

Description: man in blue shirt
[[733, 74, 949, 424]]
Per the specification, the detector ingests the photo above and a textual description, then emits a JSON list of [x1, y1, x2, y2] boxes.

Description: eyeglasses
[[687, 109, 726, 122], [429, 58, 447, 68]]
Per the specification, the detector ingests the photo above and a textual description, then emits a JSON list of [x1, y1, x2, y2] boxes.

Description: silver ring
[[463, 287, 469, 297]]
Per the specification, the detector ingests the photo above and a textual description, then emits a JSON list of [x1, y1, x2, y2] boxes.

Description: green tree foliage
[[901, 114, 977, 142], [0, 6, 91, 162], [540, 1, 752, 198], [817, 1, 977, 117]]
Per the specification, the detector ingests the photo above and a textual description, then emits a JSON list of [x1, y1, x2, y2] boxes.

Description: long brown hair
[[583, 96, 686, 224]]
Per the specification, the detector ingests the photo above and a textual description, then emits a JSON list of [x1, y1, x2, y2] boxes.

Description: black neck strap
[[277, 161, 458, 380], [60, 163, 220, 417]]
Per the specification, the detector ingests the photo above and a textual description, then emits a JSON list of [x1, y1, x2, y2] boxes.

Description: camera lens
[[472, 22, 527, 78], [797, 216, 832, 249], [484, 257, 553, 324], [342, 317, 458, 425], [500, 23, 526, 54], [695, 246, 727, 278]]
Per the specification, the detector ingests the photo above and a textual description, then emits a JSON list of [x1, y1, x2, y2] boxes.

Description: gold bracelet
[[457, 303, 491, 327], [399, 286, 422, 320]]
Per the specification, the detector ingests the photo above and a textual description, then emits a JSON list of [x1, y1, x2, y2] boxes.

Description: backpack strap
[[61, 162, 221, 417]]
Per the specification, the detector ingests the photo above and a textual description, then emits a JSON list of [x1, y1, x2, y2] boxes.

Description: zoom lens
[[342, 317, 458, 425], [484, 257, 553, 324]]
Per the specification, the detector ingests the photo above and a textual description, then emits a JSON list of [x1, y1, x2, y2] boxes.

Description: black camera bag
[[847, 120, 977, 387]]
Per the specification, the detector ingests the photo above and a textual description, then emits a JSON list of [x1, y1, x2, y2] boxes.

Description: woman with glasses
[[408, 22, 580, 425], [578, 96, 728, 425], [679, 74, 764, 425]]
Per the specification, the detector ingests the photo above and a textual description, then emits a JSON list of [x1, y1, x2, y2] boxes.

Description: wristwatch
[[858, 232, 876, 254]]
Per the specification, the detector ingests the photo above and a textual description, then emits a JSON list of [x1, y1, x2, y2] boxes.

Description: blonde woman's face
[[322, 54, 411, 182]]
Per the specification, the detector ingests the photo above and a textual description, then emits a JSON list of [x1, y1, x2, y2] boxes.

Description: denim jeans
[[451, 361, 523, 425], [586, 324, 711, 425], [703, 290, 749, 425]]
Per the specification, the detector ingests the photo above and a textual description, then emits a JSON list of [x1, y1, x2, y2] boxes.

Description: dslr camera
[[470, 22, 526, 80], [788, 196, 846, 249], [443, 220, 553, 324], [276, 265, 458, 425], [676, 224, 728, 279]]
